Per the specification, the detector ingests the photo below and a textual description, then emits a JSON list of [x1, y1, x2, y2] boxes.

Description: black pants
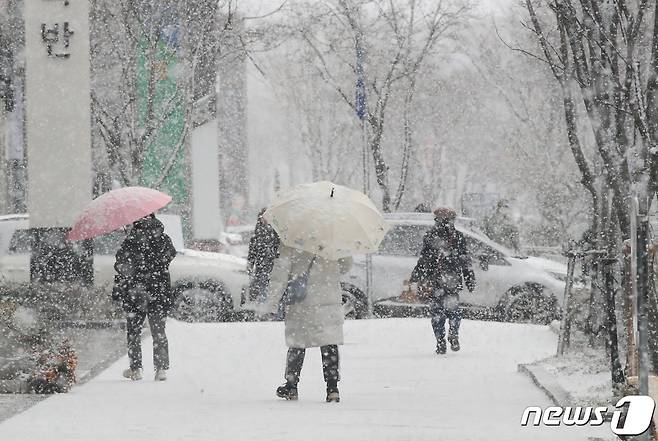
[[285, 345, 339, 387], [429, 289, 462, 341], [126, 304, 169, 370]]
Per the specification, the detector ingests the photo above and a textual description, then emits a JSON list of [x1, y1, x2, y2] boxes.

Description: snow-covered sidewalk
[[0, 318, 610, 441]]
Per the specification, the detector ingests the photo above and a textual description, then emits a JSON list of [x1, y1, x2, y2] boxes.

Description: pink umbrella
[[67, 187, 172, 241]]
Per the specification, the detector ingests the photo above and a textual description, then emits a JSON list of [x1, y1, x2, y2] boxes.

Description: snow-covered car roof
[[225, 225, 256, 234], [382, 212, 518, 258], [382, 212, 567, 274], [383, 212, 476, 225], [0, 214, 29, 221], [0, 213, 186, 253]]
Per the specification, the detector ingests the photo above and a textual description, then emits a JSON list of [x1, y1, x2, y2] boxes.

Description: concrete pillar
[[23, 0, 92, 284]]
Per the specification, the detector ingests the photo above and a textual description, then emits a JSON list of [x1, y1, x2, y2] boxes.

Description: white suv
[[341, 213, 568, 323], [0, 214, 250, 322]]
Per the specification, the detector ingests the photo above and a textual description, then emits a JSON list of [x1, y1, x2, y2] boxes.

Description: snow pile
[[538, 346, 612, 407]]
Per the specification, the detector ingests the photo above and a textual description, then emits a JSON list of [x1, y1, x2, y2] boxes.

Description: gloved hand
[[463, 268, 476, 292], [258, 312, 279, 322]]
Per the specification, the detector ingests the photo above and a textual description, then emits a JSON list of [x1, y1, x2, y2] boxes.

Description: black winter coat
[[410, 226, 476, 293], [247, 219, 280, 275], [113, 216, 177, 313]]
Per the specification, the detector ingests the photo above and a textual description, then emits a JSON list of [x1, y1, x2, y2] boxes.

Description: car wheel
[[171, 281, 232, 322], [341, 283, 368, 319], [498, 283, 558, 325]]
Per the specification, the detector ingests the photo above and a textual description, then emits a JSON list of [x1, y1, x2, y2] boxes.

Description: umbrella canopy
[[67, 187, 172, 241], [263, 181, 389, 260]]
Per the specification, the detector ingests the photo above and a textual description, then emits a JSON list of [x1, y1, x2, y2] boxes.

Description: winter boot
[[326, 385, 340, 403], [448, 334, 460, 352], [154, 369, 168, 381], [435, 338, 446, 355], [276, 382, 298, 400], [122, 368, 143, 381]]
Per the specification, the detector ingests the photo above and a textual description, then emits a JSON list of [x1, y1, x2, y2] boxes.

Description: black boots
[[276, 382, 299, 400], [278, 346, 341, 402], [448, 334, 460, 352], [278, 348, 303, 400], [275, 382, 339, 402], [436, 338, 446, 354], [436, 335, 459, 354], [326, 385, 340, 403]]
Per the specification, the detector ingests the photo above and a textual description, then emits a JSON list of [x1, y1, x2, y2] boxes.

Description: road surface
[[0, 318, 612, 441]]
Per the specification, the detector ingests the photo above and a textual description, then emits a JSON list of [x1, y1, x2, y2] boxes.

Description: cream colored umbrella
[[263, 181, 389, 260]]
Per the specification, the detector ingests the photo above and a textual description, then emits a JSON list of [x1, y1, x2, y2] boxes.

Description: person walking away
[[113, 214, 177, 381], [247, 208, 280, 302], [259, 245, 351, 402], [410, 207, 476, 354], [482, 200, 521, 253]]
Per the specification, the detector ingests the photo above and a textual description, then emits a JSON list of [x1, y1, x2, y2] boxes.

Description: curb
[[0, 333, 130, 395], [57, 319, 127, 330], [77, 344, 129, 385], [76, 326, 152, 385], [0, 325, 148, 422], [0, 380, 30, 394], [518, 359, 573, 407]]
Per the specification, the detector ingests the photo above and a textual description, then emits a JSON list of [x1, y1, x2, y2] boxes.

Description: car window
[[465, 236, 509, 266], [240, 231, 255, 244], [9, 229, 35, 254], [378, 225, 430, 257], [8, 228, 127, 256], [0, 221, 22, 254], [93, 230, 127, 255]]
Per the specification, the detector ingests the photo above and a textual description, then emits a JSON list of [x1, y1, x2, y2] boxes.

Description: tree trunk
[[604, 256, 625, 389], [393, 78, 416, 210], [369, 120, 391, 211], [647, 251, 658, 373]]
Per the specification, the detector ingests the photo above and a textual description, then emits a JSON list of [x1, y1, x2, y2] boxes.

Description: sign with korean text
[[24, 0, 92, 227]]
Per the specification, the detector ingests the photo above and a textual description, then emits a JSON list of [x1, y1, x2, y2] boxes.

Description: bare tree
[[90, 0, 272, 190], [294, 0, 469, 211], [465, 16, 590, 244], [519, 0, 658, 391]]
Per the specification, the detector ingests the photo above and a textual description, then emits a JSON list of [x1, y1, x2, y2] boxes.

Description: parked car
[[0, 214, 251, 322], [223, 225, 255, 259], [341, 213, 569, 324], [224, 223, 369, 319]]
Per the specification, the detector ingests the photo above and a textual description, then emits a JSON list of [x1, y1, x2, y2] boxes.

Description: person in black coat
[[246, 208, 280, 302], [112, 214, 177, 381], [410, 207, 476, 354]]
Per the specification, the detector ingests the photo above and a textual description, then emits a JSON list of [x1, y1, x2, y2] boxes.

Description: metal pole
[[557, 252, 576, 356], [603, 257, 624, 388], [637, 214, 650, 393], [635, 197, 650, 441], [628, 200, 639, 378], [354, 8, 373, 318], [625, 252, 639, 378], [362, 118, 374, 317]]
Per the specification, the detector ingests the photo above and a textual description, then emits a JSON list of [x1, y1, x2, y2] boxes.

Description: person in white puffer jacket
[[260, 245, 352, 403]]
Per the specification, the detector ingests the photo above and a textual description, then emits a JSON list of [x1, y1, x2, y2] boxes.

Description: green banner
[[136, 38, 189, 215]]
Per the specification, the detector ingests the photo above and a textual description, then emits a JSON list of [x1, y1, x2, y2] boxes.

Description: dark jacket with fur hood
[[113, 216, 177, 313]]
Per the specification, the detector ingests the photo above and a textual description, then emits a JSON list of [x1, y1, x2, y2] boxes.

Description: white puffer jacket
[[263, 246, 352, 348]]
